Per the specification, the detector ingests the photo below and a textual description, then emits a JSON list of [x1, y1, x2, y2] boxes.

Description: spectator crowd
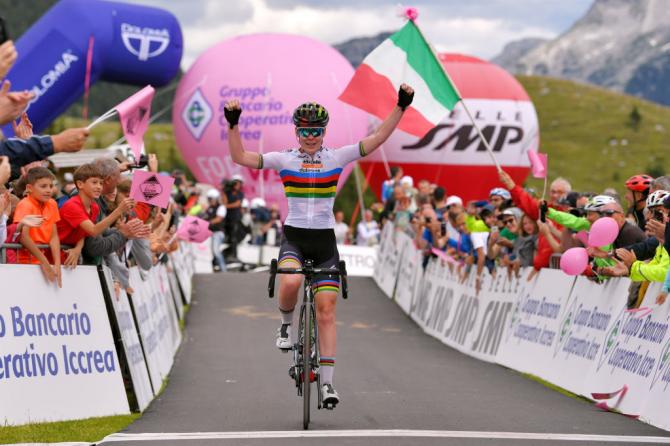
[[3, 35, 670, 310], [375, 163, 670, 309]]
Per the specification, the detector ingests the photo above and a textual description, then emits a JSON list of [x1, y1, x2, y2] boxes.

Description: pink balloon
[[560, 247, 589, 276], [575, 230, 589, 246], [588, 217, 619, 247], [172, 34, 369, 218]]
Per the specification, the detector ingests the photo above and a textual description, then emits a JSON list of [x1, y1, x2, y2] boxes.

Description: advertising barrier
[[373, 223, 402, 296], [374, 222, 670, 431], [101, 266, 155, 411], [0, 265, 129, 424], [170, 242, 195, 303]]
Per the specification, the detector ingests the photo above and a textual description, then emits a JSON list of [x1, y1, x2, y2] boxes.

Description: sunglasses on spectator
[[503, 218, 515, 225], [297, 127, 325, 138], [597, 210, 622, 216]]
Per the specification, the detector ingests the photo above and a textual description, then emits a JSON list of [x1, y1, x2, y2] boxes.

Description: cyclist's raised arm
[[359, 84, 414, 157], [225, 99, 263, 170]]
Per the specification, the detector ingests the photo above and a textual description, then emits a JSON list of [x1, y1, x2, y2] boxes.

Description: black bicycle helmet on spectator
[[292, 102, 329, 127]]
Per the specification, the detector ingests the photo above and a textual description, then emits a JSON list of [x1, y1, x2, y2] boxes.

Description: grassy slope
[[518, 76, 670, 196]]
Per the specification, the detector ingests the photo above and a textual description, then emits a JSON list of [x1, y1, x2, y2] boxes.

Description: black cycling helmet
[[292, 102, 329, 127]]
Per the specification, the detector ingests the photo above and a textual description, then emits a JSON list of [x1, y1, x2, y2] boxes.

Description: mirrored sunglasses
[[503, 218, 515, 225], [297, 127, 325, 138]]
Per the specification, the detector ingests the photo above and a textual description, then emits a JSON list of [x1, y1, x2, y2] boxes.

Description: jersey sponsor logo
[[121, 23, 170, 61], [300, 162, 323, 170], [182, 89, 213, 141]]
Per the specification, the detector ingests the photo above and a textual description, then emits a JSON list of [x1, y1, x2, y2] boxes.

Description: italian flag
[[339, 20, 461, 137]]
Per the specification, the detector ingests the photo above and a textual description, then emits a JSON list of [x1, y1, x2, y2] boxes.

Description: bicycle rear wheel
[[302, 299, 312, 430]]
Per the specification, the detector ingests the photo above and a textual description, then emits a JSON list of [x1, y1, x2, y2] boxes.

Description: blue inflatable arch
[[3, 0, 183, 135]]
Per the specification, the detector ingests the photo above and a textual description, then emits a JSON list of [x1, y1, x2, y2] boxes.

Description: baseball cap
[[231, 174, 244, 183], [446, 195, 463, 207], [501, 207, 522, 220]]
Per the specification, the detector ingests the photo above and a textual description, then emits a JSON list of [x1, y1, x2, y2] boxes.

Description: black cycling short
[[278, 225, 340, 293]]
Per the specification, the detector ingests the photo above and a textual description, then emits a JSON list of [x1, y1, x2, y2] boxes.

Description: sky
[[125, 0, 593, 69]]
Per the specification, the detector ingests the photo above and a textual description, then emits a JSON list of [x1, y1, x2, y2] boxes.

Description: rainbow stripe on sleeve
[[279, 168, 342, 199]]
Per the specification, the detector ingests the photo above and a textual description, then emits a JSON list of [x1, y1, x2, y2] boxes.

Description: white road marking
[[101, 429, 670, 443]]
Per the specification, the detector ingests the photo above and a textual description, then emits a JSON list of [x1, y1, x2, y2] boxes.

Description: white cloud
[[125, 0, 568, 69]]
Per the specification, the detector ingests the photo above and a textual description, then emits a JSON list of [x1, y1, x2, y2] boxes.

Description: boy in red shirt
[[57, 163, 134, 266], [13, 167, 62, 286]]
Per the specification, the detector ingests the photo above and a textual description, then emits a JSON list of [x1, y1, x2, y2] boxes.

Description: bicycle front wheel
[[302, 300, 312, 430]]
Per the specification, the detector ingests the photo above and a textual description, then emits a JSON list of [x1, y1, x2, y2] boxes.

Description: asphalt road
[[99, 273, 670, 445]]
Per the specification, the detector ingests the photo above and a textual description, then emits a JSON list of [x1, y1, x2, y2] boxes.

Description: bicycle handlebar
[[268, 259, 348, 300]]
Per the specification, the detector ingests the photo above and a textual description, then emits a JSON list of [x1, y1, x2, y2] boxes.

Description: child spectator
[[56, 163, 134, 267], [13, 167, 61, 285]]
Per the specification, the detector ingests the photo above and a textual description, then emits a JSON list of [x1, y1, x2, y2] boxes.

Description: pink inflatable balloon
[[172, 33, 369, 217], [588, 217, 619, 247], [560, 247, 589, 276], [575, 230, 589, 246]]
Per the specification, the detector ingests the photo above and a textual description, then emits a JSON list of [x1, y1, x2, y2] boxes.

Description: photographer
[[223, 174, 244, 261]]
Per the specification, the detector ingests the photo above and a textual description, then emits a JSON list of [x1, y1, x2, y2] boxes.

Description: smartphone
[[0, 17, 9, 45], [425, 216, 432, 223], [654, 209, 665, 222]]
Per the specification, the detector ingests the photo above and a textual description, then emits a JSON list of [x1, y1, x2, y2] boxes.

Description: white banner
[[639, 283, 670, 430], [129, 268, 174, 389], [101, 266, 155, 411], [157, 263, 184, 321], [374, 223, 402, 297], [373, 227, 670, 430], [496, 269, 575, 376], [542, 276, 629, 395], [170, 242, 195, 303], [149, 266, 183, 358], [584, 281, 669, 419], [0, 265, 129, 425], [394, 234, 422, 315], [337, 245, 377, 277]]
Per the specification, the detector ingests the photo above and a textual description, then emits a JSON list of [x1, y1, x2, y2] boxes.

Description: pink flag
[[177, 216, 212, 243], [527, 150, 548, 179], [130, 170, 174, 209], [115, 85, 154, 159]]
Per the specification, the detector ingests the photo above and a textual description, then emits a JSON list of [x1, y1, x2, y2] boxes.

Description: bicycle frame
[[268, 258, 348, 430]]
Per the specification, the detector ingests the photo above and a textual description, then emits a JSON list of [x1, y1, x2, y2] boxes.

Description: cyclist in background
[[224, 84, 414, 408]]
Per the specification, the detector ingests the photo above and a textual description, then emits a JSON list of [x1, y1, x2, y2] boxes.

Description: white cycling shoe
[[276, 324, 291, 351], [321, 383, 340, 409]]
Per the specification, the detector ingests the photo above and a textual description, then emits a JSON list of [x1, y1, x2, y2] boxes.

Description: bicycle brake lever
[[268, 259, 277, 298]]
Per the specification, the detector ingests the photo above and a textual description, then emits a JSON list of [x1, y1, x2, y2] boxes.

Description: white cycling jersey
[[261, 142, 365, 229]]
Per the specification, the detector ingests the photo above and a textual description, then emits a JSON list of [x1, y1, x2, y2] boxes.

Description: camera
[[128, 154, 149, 170], [653, 209, 665, 223], [441, 221, 447, 236], [570, 207, 586, 218], [0, 17, 9, 45]]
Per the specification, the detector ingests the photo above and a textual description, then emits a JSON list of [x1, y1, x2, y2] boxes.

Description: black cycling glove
[[397, 86, 414, 111], [539, 200, 548, 223], [224, 106, 241, 129]]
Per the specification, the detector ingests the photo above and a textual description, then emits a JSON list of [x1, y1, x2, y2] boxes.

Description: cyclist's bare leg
[[315, 290, 337, 383], [275, 260, 301, 349], [278, 271, 301, 314]]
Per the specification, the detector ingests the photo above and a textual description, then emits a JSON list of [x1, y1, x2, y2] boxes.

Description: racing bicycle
[[268, 258, 348, 430]]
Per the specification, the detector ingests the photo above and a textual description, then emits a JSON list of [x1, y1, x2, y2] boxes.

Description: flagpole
[[409, 19, 502, 172]]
